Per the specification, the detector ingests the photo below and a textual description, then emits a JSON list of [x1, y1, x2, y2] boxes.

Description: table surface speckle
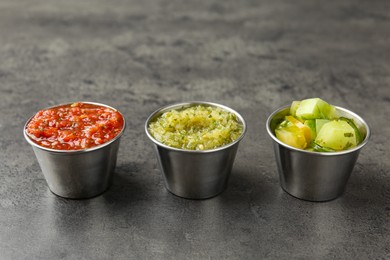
[[0, 0, 389, 259]]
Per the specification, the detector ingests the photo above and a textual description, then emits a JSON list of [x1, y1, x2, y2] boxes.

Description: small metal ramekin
[[24, 102, 126, 199], [145, 101, 247, 199], [266, 105, 370, 202]]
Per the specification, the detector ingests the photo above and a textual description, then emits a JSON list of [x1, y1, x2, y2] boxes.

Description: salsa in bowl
[[24, 102, 126, 199], [145, 101, 246, 199], [25, 102, 125, 152], [266, 98, 370, 201], [146, 102, 246, 152]]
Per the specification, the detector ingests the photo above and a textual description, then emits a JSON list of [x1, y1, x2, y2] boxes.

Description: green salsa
[[148, 105, 243, 150]]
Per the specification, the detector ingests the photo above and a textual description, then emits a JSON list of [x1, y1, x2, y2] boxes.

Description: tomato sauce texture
[[26, 102, 124, 150]]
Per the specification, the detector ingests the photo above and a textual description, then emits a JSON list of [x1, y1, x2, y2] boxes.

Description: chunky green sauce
[[148, 105, 243, 150]]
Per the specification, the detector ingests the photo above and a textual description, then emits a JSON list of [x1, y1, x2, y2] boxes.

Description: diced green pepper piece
[[290, 101, 301, 117], [339, 117, 363, 144], [315, 119, 330, 135], [296, 98, 337, 120], [315, 120, 357, 151], [304, 119, 316, 140]]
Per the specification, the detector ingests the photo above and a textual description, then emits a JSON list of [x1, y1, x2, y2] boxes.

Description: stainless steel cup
[[24, 102, 126, 199], [145, 102, 247, 199], [266, 105, 370, 202]]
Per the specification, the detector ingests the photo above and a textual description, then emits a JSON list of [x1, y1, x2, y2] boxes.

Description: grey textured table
[[1, 0, 389, 259]]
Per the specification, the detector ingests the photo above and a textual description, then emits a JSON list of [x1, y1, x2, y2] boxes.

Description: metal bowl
[[145, 101, 247, 199], [24, 102, 126, 199], [266, 105, 370, 202]]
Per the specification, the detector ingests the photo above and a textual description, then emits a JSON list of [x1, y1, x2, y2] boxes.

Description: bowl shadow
[[339, 162, 390, 209], [218, 167, 282, 206], [100, 161, 162, 207]]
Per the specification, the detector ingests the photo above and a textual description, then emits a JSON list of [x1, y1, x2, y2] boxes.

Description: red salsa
[[25, 102, 124, 150]]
